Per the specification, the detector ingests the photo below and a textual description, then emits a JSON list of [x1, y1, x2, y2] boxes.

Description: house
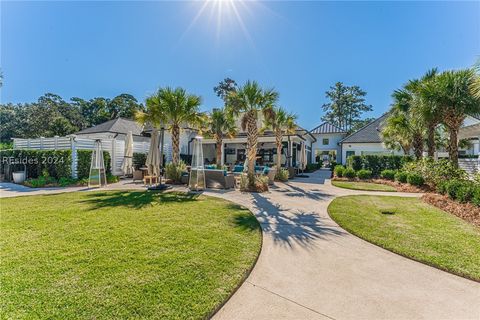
[[339, 113, 402, 164], [309, 122, 347, 163], [76, 117, 150, 144], [201, 115, 316, 167]]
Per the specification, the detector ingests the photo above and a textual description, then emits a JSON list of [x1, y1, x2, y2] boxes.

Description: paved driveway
[[205, 170, 480, 320]]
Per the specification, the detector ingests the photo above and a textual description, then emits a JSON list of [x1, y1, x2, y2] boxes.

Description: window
[[346, 151, 355, 159], [322, 138, 329, 145]]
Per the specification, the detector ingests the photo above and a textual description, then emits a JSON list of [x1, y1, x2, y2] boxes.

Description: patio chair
[[205, 169, 235, 189], [132, 170, 143, 183]]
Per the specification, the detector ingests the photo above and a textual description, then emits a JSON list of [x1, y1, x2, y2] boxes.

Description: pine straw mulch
[[422, 193, 480, 227]]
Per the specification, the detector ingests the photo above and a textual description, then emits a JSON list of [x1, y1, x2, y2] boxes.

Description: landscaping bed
[[422, 193, 480, 227], [328, 195, 480, 281], [0, 191, 262, 319]]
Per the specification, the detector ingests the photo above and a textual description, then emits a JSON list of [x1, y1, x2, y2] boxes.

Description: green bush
[[357, 169, 372, 180], [444, 180, 477, 203], [347, 155, 412, 176], [275, 168, 289, 182], [436, 181, 448, 194], [240, 174, 268, 192], [165, 161, 187, 183], [132, 153, 147, 170], [0, 149, 72, 179], [107, 173, 119, 184], [334, 165, 345, 178], [329, 161, 338, 171], [403, 158, 466, 188], [381, 169, 396, 181], [407, 173, 424, 186], [347, 156, 363, 171], [395, 171, 408, 183], [58, 177, 78, 187], [306, 163, 321, 172], [344, 168, 356, 179], [76, 150, 111, 179], [472, 188, 480, 207]]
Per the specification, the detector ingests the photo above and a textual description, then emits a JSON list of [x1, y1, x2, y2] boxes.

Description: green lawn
[[0, 191, 262, 319], [328, 195, 480, 281], [332, 180, 396, 192]]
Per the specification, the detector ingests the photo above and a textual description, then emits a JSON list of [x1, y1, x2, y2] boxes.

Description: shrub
[[444, 179, 477, 203], [334, 165, 345, 178], [380, 169, 396, 181], [107, 173, 119, 184], [456, 183, 475, 203], [306, 163, 321, 172], [402, 158, 466, 188], [347, 156, 363, 171], [76, 150, 111, 179], [239, 174, 269, 192], [346, 155, 412, 176], [275, 168, 289, 182], [0, 149, 72, 180], [165, 161, 187, 183], [58, 177, 78, 187], [407, 173, 424, 186], [132, 153, 147, 170], [329, 161, 338, 171], [472, 188, 480, 207], [357, 169, 372, 180], [395, 171, 408, 183], [436, 181, 448, 194], [344, 168, 356, 179]]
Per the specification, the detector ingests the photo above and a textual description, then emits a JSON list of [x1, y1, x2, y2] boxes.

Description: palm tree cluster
[[382, 66, 480, 165], [137, 81, 296, 187]]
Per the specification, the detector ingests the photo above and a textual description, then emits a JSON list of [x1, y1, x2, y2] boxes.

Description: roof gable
[[76, 118, 143, 136], [340, 114, 389, 144], [310, 122, 346, 134]]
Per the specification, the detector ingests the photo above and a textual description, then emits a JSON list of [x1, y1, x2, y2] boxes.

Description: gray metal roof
[[76, 118, 144, 136], [310, 122, 346, 134], [340, 113, 389, 144]]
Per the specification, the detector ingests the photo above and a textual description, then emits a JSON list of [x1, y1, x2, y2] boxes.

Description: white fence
[[12, 136, 157, 178]]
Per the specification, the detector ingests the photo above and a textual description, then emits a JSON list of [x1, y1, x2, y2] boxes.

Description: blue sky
[[1, 1, 479, 129]]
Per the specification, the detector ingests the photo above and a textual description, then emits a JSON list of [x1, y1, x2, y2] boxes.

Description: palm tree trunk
[[426, 123, 436, 158], [275, 129, 283, 171], [171, 124, 180, 165], [412, 133, 423, 159], [215, 133, 223, 166], [447, 127, 459, 166], [246, 112, 258, 187]]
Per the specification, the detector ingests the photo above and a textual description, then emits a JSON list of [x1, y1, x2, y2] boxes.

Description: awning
[[459, 123, 480, 140]]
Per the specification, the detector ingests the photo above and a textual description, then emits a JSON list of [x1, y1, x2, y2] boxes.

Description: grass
[[332, 180, 396, 192], [328, 195, 480, 281], [0, 191, 262, 319]]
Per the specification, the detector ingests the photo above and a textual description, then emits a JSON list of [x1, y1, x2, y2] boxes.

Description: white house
[[309, 122, 347, 163]]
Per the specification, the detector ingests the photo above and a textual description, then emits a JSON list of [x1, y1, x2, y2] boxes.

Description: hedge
[[133, 152, 147, 170], [77, 150, 111, 179], [0, 149, 72, 179], [347, 155, 413, 176]]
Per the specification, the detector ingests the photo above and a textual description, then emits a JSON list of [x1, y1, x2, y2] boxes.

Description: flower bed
[[422, 193, 480, 227]]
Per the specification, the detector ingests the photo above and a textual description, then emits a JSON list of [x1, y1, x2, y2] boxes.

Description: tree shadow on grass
[[80, 190, 199, 210], [251, 193, 344, 249], [272, 183, 334, 201]]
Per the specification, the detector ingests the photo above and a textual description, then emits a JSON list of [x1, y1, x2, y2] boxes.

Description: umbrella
[[146, 128, 160, 176], [121, 131, 134, 175], [300, 142, 307, 170]]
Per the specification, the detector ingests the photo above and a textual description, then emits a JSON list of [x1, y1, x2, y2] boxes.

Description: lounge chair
[[205, 169, 235, 189]]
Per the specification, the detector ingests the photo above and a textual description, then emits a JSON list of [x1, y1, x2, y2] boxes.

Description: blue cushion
[[263, 167, 270, 174], [206, 165, 216, 169], [224, 170, 228, 176], [233, 165, 244, 173]]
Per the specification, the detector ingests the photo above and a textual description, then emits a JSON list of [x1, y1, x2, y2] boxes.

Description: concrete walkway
[[1, 171, 479, 319], [204, 171, 479, 320]]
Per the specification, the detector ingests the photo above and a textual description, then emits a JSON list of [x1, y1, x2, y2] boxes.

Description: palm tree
[[381, 111, 412, 154], [386, 87, 425, 158], [423, 69, 480, 165], [413, 68, 440, 157], [262, 106, 296, 171], [226, 81, 279, 186], [137, 87, 202, 165], [471, 59, 480, 99], [205, 108, 236, 166]]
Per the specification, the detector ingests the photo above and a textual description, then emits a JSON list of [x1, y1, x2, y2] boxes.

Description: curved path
[[2, 172, 479, 319], [204, 170, 479, 320]]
